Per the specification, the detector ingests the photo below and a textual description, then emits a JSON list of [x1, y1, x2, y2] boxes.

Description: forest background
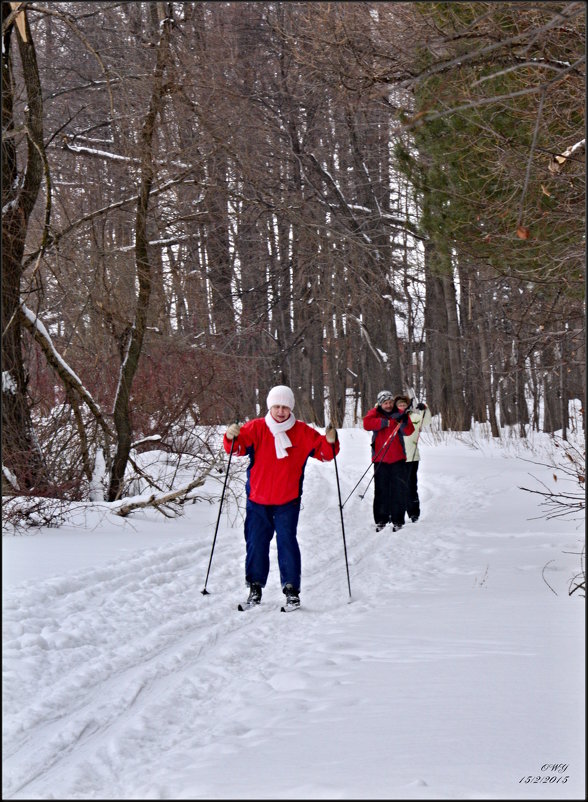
[[1, 1, 585, 512]]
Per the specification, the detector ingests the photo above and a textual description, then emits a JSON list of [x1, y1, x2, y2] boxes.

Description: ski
[[280, 602, 301, 613], [237, 601, 261, 611]]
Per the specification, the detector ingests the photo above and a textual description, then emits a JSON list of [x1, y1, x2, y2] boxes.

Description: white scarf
[[264, 411, 296, 459]]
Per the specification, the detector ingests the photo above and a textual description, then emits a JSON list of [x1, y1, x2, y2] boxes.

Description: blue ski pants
[[244, 497, 302, 591]]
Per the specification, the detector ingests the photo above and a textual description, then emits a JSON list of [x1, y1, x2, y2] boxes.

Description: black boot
[[247, 582, 262, 605], [283, 583, 300, 608]]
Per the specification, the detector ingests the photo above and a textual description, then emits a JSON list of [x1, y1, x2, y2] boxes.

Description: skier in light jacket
[[404, 401, 432, 523], [223, 385, 339, 609]]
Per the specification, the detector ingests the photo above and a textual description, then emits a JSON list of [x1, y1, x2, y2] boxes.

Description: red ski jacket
[[362, 407, 414, 464], [223, 417, 340, 506]]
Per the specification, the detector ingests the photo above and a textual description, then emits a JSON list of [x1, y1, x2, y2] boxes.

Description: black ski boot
[[281, 583, 301, 611], [237, 582, 263, 611], [247, 582, 262, 605]]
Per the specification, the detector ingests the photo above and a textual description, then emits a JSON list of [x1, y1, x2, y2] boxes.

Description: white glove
[[226, 422, 241, 440], [325, 424, 337, 444]]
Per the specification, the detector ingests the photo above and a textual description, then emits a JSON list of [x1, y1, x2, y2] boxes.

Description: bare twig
[[541, 559, 558, 596], [517, 87, 545, 228]]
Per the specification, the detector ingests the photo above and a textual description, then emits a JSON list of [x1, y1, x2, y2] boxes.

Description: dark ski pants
[[244, 497, 302, 591], [373, 460, 409, 528], [406, 460, 420, 520]]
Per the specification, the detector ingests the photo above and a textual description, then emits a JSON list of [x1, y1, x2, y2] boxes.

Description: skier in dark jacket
[[224, 385, 339, 609], [362, 391, 414, 532]]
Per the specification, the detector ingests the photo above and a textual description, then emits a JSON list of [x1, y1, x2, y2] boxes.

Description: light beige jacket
[[404, 405, 432, 462]]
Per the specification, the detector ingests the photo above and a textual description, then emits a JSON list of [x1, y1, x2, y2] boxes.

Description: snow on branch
[[113, 471, 214, 517], [61, 140, 139, 163], [19, 303, 113, 443], [548, 138, 586, 173], [60, 138, 192, 171]]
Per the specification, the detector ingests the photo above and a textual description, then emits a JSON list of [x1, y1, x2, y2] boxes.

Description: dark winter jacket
[[362, 406, 414, 464], [223, 418, 340, 505]]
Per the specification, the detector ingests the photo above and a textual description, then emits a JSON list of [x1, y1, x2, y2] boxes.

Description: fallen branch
[[114, 471, 213, 517]]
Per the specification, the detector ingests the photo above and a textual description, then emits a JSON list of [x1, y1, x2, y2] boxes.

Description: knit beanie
[[266, 385, 295, 410], [376, 390, 394, 406]]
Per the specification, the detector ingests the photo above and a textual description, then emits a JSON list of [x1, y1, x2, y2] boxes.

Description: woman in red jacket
[[362, 391, 414, 532], [224, 385, 339, 609]]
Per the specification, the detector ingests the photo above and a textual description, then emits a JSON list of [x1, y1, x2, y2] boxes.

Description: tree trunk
[[109, 9, 172, 500], [541, 337, 562, 435], [458, 265, 486, 425], [1, 3, 49, 490], [441, 272, 467, 429]]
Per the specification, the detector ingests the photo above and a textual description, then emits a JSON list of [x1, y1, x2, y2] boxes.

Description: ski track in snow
[[2, 430, 583, 799]]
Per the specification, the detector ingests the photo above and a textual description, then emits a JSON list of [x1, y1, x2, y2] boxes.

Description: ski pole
[[201, 424, 238, 595], [358, 420, 403, 500], [331, 436, 352, 600], [341, 419, 403, 507]]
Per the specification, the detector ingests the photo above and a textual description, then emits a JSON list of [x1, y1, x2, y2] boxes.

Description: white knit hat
[[266, 385, 295, 410]]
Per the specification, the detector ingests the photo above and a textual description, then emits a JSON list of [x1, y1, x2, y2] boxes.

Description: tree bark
[[109, 7, 172, 500], [1, 3, 49, 490]]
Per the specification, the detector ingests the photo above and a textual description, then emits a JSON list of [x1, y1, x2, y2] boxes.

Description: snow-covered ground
[[2, 427, 585, 800]]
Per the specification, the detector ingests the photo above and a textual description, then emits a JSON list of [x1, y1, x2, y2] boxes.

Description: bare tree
[[2, 2, 49, 491], [108, 3, 175, 500], [2, 2, 584, 513]]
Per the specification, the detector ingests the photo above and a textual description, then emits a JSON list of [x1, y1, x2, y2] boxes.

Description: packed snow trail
[[2, 429, 584, 799]]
